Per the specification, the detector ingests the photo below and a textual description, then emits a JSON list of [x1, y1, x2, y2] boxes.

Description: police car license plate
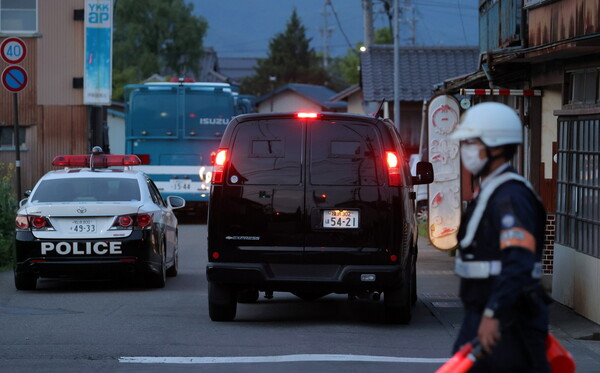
[[170, 179, 192, 191], [323, 210, 359, 229], [69, 219, 97, 233]]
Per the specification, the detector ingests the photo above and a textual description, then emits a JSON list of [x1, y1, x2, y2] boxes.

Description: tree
[[112, 0, 208, 99], [241, 9, 330, 97], [334, 27, 393, 86]]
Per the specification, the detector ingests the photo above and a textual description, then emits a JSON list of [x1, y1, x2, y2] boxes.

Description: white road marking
[[119, 354, 448, 364]]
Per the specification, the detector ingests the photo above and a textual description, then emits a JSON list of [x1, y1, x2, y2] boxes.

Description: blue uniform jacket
[[457, 167, 547, 329]]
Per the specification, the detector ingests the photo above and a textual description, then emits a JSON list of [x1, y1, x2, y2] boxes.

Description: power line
[[327, 0, 356, 52]]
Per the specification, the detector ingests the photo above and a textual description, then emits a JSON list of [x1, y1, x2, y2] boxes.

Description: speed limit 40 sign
[[1, 37, 27, 64]]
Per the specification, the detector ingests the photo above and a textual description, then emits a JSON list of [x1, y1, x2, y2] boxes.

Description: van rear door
[[304, 118, 394, 265], [214, 119, 305, 263]]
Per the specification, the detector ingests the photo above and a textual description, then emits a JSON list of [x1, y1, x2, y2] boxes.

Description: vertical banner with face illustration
[[84, 0, 113, 105], [427, 95, 461, 250]]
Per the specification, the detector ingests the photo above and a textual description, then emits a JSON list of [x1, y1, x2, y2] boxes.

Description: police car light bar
[[52, 154, 142, 168]]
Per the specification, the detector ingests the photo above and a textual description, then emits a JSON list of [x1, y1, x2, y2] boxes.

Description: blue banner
[[84, 0, 113, 105]]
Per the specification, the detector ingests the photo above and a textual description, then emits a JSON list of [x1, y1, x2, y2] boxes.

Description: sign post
[[1, 37, 28, 199]]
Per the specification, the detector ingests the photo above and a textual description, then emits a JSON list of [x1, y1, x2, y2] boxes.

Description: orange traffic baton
[[436, 333, 575, 373], [434, 342, 473, 373], [546, 333, 576, 373]]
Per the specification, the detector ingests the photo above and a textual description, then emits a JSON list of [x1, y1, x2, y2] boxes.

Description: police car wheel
[[14, 272, 37, 291], [146, 251, 167, 288], [411, 249, 418, 306], [208, 282, 237, 321], [166, 248, 178, 277]]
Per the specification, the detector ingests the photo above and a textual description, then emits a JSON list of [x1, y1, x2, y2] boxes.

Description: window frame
[[555, 116, 600, 259], [0, 0, 38, 35]]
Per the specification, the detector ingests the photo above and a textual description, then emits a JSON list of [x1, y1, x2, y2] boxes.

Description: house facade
[[360, 46, 480, 155], [255, 83, 346, 113], [436, 0, 600, 323], [1, 1, 106, 195]]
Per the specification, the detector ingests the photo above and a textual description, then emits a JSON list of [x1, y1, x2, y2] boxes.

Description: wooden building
[[1, 1, 104, 195]]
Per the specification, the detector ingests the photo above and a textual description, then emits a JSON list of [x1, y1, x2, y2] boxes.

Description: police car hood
[[23, 202, 144, 240]]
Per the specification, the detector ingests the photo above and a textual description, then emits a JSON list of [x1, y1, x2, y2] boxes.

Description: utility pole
[[406, 1, 417, 46], [363, 0, 374, 48], [320, 0, 334, 68]]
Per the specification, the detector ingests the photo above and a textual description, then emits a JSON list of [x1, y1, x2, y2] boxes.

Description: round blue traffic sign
[[2, 65, 28, 92]]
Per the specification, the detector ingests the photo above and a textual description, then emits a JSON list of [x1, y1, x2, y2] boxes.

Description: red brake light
[[212, 149, 228, 184], [137, 214, 152, 227], [297, 112, 319, 119], [386, 151, 401, 186], [215, 149, 227, 166], [118, 215, 133, 227], [113, 214, 152, 229], [15, 215, 29, 229]]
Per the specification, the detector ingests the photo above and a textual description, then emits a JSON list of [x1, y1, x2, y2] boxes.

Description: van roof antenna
[[374, 99, 385, 118]]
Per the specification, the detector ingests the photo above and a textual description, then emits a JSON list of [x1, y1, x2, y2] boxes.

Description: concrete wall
[[552, 244, 600, 325], [38, 0, 84, 106], [107, 110, 125, 154], [346, 92, 365, 115]]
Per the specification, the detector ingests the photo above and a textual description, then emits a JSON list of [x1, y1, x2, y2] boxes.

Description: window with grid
[[0, 127, 26, 149], [556, 116, 600, 258], [0, 0, 37, 34]]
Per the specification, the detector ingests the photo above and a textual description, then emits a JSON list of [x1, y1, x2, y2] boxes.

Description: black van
[[206, 112, 433, 323]]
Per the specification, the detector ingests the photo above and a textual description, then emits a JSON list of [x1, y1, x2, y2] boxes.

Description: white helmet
[[450, 102, 522, 147]]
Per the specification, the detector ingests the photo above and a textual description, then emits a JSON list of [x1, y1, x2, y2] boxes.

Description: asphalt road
[[1, 223, 599, 372]]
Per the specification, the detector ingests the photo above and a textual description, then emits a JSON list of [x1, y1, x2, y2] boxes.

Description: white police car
[[14, 147, 185, 290]]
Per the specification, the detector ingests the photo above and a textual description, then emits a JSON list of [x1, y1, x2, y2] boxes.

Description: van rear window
[[310, 121, 382, 186], [230, 120, 302, 185]]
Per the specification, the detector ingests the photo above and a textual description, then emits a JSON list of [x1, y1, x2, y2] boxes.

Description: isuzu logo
[[76, 207, 87, 214], [41, 242, 122, 255]]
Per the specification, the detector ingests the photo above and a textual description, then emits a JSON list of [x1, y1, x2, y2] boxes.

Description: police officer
[[450, 102, 550, 372]]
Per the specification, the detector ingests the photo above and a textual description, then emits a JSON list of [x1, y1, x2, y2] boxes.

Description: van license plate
[[323, 210, 359, 229]]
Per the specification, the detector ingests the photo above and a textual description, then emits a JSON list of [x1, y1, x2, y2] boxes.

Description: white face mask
[[460, 143, 487, 175]]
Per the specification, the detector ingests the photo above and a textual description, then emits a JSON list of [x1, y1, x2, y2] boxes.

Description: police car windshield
[[31, 178, 141, 203]]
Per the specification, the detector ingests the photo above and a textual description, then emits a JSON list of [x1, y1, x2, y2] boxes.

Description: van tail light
[[212, 149, 228, 184], [386, 151, 401, 186], [111, 214, 153, 230]]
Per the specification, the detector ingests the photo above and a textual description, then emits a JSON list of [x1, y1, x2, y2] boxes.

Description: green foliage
[[0, 163, 16, 270], [240, 9, 332, 97], [375, 27, 393, 44], [112, 0, 208, 100], [333, 43, 362, 85], [334, 27, 393, 86]]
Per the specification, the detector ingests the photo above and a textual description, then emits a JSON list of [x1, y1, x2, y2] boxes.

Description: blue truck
[[124, 81, 252, 214]]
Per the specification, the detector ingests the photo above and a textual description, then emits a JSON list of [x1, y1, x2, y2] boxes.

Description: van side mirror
[[412, 161, 434, 185]]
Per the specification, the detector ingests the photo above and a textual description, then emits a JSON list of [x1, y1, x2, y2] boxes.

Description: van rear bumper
[[206, 262, 406, 292]]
